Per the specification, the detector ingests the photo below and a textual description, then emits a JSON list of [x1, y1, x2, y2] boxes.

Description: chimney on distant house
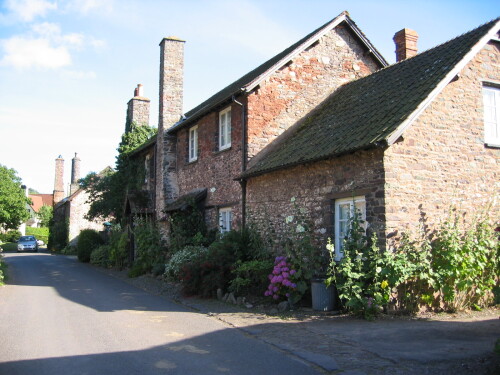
[[70, 153, 81, 196], [53, 155, 65, 205], [393, 28, 419, 62], [125, 84, 151, 133], [156, 36, 185, 217]]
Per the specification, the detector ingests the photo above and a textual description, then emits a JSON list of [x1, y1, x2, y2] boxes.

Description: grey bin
[[311, 279, 337, 311]]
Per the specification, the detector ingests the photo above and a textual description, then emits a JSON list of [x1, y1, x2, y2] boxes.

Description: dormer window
[[189, 125, 198, 162], [219, 107, 231, 150]]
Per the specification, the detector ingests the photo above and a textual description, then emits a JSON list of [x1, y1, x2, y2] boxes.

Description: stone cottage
[[240, 18, 500, 258], [154, 11, 388, 235], [128, 12, 498, 256], [52, 153, 108, 247]]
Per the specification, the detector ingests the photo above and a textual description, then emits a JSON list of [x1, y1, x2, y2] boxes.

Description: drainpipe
[[232, 94, 247, 229]]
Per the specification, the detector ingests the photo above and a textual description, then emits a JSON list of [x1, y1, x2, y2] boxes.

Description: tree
[[37, 205, 53, 227], [80, 122, 157, 223], [0, 165, 31, 230]]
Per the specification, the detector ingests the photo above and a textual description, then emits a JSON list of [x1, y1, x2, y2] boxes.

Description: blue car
[[17, 236, 39, 252]]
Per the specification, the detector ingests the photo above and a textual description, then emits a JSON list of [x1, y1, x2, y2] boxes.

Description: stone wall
[[247, 25, 380, 165], [383, 41, 500, 240], [246, 149, 386, 248], [67, 190, 107, 246]]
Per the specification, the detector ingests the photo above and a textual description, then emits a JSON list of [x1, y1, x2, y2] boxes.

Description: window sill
[[485, 142, 500, 149], [215, 146, 232, 154], [187, 158, 198, 164]]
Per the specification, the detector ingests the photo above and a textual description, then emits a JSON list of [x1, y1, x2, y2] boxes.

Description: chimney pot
[[393, 28, 419, 62]]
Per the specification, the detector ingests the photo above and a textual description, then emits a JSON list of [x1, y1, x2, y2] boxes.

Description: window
[[189, 125, 198, 162], [483, 85, 500, 146], [219, 107, 231, 150], [334, 196, 366, 261], [219, 207, 232, 233]]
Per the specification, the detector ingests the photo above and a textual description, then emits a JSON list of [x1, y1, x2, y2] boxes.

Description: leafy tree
[[80, 122, 157, 223], [37, 205, 53, 227], [0, 165, 31, 230]]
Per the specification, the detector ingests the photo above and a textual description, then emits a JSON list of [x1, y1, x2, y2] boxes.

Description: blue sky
[[0, 0, 498, 194]]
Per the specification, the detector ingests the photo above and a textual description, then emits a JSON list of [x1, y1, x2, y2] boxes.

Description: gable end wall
[[383, 41, 500, 240]]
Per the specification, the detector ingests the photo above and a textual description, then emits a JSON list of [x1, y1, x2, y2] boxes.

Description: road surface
[[0, 252, 321, 375]]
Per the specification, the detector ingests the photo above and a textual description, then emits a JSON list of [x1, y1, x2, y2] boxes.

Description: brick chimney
[[53, 155, 65, 205], [125, 84, 150, 133], [70, 153, 80, 196], [156, 37, 185, 218], [393, 28, 419, 62]]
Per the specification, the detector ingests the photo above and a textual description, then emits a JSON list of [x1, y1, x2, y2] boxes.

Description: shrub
[[49, 219, 68, 251], [230, 258, 274, 296], [26, 227, 49, 244], [164, 245, 208, 280], [90, 245, 111, 267], [77, 229, 104, 263], [0, 230, 21, 243], [130, 218, 166, 277], [0, 255, 6, 285], [109, 229, 128, 269]]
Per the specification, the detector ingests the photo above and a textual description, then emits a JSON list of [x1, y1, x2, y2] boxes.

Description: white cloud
[[65, 0, 114, 14], [60, 69, 96, 79], [6, 0, 57, 22], [89, 37, 106, 49], [0, 36, 71, 69], [31, 21, 61, 37]]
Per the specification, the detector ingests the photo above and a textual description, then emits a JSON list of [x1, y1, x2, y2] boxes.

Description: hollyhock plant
[[264, 256, 298, 301]]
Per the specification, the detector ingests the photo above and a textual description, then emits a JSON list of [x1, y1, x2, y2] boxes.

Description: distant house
[[27, 193, 53, 228], [51, 154, 109, 247]]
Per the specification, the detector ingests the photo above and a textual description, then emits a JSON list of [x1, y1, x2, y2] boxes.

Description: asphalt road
[[0, 252, 321, 375]]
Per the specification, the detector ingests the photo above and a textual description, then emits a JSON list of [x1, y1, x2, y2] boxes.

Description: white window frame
[[483, 85, 500, 147], [218, 207, 232, 234], [219, 107, 231, 150], [189, 125, 198, 162], [334, 196, 366, 261]]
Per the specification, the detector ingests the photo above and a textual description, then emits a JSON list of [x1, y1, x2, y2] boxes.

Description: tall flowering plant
[[264, 256, 298, 301]]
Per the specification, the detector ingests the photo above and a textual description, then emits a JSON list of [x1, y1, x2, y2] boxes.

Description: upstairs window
[[219, 207, 232, 233], [483, 85, 500, 146], [334, 196, 366, 261], [189, 125, 198, 162], [219, 107, 231, 150]]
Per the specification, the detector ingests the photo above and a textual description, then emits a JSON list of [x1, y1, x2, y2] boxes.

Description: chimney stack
[[125, 84, 151, 133], [393, 28, 419, 62], [156, 36, 185, 218], [53, 155, 65, 204], [70, 153, 81, 195]]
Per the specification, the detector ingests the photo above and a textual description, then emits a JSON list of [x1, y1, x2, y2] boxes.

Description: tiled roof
[[241, 18, 500, 179], [168, 11, 387, 134], [29, 194, 53, 212]]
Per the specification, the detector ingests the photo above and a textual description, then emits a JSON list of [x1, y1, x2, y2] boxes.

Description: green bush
[[330, 208, 499, 318], [229, 259, 274, 296], [164, 245, 208, 280], [0, 255, 7, 285], [131, 218, 166, 276], [0, 230, 21, 243], [179, 228, 268, 297], [26, 227, 49, 244], [77, 229, 104, 263], [109, 229, 128, 269], [49, 219, 68, 251], [90, 245, 111, 267]]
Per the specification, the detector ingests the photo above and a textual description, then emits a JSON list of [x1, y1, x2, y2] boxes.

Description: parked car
[[17, 236, 38, 252]]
